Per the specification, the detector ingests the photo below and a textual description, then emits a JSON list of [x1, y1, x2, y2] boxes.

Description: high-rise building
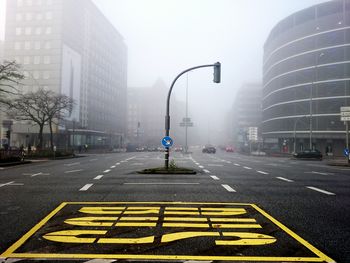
[[231, 83, 262, 151], [262, 0, 350, 156], [3, 0, 127, 148]]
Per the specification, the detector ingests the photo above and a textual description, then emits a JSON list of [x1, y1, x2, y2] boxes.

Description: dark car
[[202, 145, 216, 154], [293, 149, 322, 160]]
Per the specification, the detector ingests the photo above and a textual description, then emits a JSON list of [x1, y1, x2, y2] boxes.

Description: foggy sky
[[0, 0, 328, 144]]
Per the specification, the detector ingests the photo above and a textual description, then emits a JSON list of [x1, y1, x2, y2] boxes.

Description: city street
[[0, 150, 349, 262]]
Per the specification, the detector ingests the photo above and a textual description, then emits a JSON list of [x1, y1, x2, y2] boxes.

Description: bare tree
[[6, 89, 50, 149], [44, 93, 74, 151], [0, 60, 24, 103]]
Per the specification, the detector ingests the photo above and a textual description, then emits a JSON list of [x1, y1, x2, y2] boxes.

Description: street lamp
[[309, 52, 324, 149], [164, 62, 221, 169]]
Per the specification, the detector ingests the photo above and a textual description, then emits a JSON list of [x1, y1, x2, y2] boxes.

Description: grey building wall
[[3, 0, 127, 147], [262, 0, 350, 155]]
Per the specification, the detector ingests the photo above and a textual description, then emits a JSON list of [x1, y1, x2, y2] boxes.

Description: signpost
[[161, 136, 174, 148], [341, 107, 350, 163]]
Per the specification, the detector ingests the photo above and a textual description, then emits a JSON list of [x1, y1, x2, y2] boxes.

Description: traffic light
[[5, 130, 10, 139], [213, 62, 221, 83]]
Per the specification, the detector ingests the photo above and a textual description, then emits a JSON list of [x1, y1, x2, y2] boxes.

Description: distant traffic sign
[[341, 107, 350, 112], [344, 148, 349, 157], [341, 116, 350, 121], [161, 136, 173, 147]]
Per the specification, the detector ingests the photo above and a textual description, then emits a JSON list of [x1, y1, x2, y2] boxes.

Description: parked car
[[174, 146, 183, 152], [202, 145, 216, 154], [293, 149, 322, 160]]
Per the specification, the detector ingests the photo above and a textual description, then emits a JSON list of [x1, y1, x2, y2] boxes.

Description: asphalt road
[[0, 150, 349, 262]]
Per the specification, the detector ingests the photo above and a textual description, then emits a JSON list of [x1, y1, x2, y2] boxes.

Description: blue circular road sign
[[344, 148, 349, 157], [161, 136, 174, 148]]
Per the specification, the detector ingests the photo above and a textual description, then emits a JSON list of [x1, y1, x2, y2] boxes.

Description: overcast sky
[[0, 0, 328, 143]]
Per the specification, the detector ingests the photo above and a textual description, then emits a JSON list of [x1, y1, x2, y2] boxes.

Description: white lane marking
[[126, 156, 136, 161], [31, 172, 42, 177], [79, 184, 93, 191], [64, 162, 80, 166], [234, 163, 240, 166], [124, 183, 200, 185], [103, 169, 111, 173], [0, 167, 4, 170], [94, 175, 104, 180], [116, 163, 120, 165], [309, 171, 334, 176], [110, 166, 116, 169], [208, 164, 223, 167], [131, 163, 144, 165], [64, 169, 83, 173], [306, 186, 336, 196], [210, 175, 220, 180], [0, 181, 15, 188], [276, 177, 294, 182], [225, 161, 232, 164], [243, 166, 252, 170], [203, 169, 211, 173], [85, 259, 116, 263], [89, 159, 98, 162], [221, 184, 236, 192], [198, 165, 204, 168], [257, 171, 269, 175], [120, 161, 127, 163]]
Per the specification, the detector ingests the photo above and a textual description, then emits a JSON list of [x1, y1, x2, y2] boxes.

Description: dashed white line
[[94, 175, 104, 180], [310, 171, 334, 176], [124, 183, 199, 185], [126, 156, 136, 161], [208, 164, 223, 167], [115, 163, 120, 165], [0, 181, 15, 188], [306, 186, 336, 195], [225, 161, 232, 164], [257, 171, 269, 175], [210, 175, 220, 180], [30, 172, 42, 177], [276, 177, 294, 182], [89, 159, 98, 162], [131, 163, 144, 165], [203, 169, 211, 173], [243, 166, 252, 170], [64, 169, 83, 173], [110, 166, 116, 169], [120, 161, 127, 163], [221, 184, 236, 192], [234, 163, 240, 166], [103, 169, 111, 173], [198, 165, 204, 169], [79, 184, 93, 191], [64, 162, 80, 166]]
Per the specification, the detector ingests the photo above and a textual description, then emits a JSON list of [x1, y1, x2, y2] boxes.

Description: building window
[[44, 41, 51, 49], [23, 56, 30, 65], [25, 13, 32, 20], [33, 56, 40, 64], [15, 27, 22, 35], [24, 41, 31, 50], [35, 27, 42, 35], [34, 41, 41, 50], [36, 13, 43, 20], [43, 71, 50, 79], [43, 56, 51, 64], [33, 71, 40, 79], [45, 12, 52, 20], [25, 27, 32, 35], [14, 42, 21, 50], [16, 14, 23, 21]]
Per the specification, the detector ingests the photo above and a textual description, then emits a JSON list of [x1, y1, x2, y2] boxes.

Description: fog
[[0, 0, 327, 146]]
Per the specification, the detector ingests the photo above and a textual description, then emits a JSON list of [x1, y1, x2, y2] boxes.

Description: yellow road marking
[[165, 207, 198, 210], [161, 231, 219, 242], [251, 204, 335, 262], [211, 224, 262, 229], [210, 218, 256, 222], [116, 222, 156, 227], [164, 217, 207, 222], [216, 232, 276, 245], [43, 230, 107, 243], [119, 217, 158, 221], [163, 223, 209, 228], [98, 236, 154, 244], [65, 217, 117, 227], [0, 202, 67, 258], [7, 253, 330, 261], [164, 211, 200, 215], [79, 207, 125, 214]]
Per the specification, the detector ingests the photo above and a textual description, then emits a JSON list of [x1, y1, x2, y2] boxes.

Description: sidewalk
[[326, 158, 350, 167]]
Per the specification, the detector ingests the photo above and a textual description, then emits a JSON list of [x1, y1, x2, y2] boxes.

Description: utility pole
[[185, 74, 189, 153], [164, 62, 221, 169]]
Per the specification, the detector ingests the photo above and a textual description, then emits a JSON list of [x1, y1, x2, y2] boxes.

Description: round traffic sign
[[161, 136, 174, 148]]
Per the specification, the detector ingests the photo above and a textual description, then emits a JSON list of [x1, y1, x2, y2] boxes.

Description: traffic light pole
[[164, 62, 221, 169]]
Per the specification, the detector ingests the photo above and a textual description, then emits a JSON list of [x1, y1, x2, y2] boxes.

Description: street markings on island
[[221, 184, 236, 192], [79, 184, 93, 191], [0, 202, 334, 262], [306, 186, 336, 196]]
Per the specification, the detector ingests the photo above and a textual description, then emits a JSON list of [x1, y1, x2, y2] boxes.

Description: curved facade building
[[262, 0, 350, 155]]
